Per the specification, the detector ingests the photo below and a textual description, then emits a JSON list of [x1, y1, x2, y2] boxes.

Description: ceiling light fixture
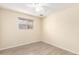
[[32, 3, 46, 16], [26, 3, 47, 16]]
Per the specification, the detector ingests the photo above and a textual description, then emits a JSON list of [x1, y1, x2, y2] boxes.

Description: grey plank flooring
[[0, 42, 76, 55]]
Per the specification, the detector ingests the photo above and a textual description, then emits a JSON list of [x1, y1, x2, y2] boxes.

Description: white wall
[[42, 6, 79, 54], [0, 9, 2, 48], [0, 8, 41, 49]]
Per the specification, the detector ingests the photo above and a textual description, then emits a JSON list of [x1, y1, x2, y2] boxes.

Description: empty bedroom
[[0, 3, 79, 55]]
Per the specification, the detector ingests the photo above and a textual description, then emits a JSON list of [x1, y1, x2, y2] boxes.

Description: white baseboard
[[0, 40, 78, 55], [42, 41, 78, 55], [0, 40, 40, 51]]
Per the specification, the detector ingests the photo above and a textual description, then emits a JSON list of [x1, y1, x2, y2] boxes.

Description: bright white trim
[[0, 41, 39, 51], [42, 41, 78, 55]]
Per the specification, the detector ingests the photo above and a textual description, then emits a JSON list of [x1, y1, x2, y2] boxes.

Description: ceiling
[[0, 3, 78, 18]]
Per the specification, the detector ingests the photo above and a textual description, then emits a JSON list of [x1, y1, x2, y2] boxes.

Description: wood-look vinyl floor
[[0, 42, 76, 55]]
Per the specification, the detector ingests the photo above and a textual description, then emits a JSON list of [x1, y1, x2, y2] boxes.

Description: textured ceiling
[[0, 3, 78, 18]]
